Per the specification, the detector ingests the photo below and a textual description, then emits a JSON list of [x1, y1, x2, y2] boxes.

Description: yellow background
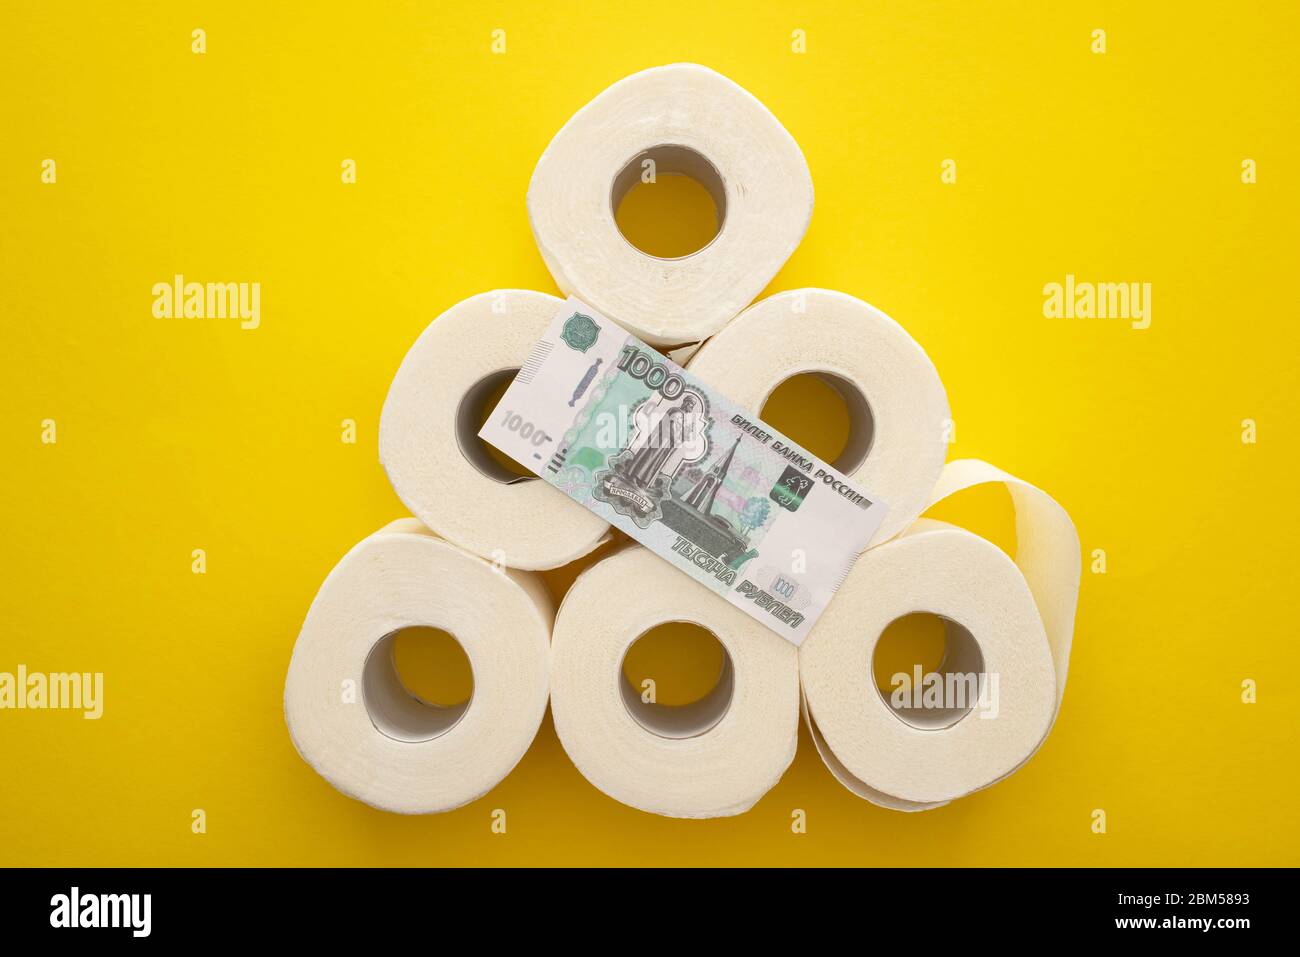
[[2, 1, 1297, 866]]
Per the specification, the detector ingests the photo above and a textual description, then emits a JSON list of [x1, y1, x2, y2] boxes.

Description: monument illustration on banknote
[[591, 384, 765, 568]]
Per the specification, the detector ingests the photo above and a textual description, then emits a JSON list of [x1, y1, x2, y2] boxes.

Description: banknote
[[479, 298, 889, 644]]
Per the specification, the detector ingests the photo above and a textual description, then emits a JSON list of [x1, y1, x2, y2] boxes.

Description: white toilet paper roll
[[801, 519, 1057, 809], [550, 545, 800, 818], [801, 460, 1080, 810], [283, 519, 553, 814], [528, 63, 814, 346], [379, 290, 610, 570], [687, 288, 950, 546]]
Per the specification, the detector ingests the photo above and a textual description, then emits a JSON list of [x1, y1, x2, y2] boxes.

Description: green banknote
[[480, 298, 888, 643]]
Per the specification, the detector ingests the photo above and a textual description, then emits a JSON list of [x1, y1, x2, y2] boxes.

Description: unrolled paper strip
[[479, 297, 889, 644]]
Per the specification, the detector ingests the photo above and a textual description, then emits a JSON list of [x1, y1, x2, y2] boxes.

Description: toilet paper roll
[[528, 63, 814, 347], [800, 460, 1080, 810], [283, 519, 554, 814], [687, 288, 950, 546], [550, 545, 800, 818], [379, 290, 610, 570]]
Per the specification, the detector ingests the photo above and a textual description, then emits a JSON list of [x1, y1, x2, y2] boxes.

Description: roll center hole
[[759, 371, 875, 474], [872, 613, 987, 731], [456, 367, 536, 484], [611, 144, 727, 260], [363, 626, 474, 743], [619, 621, 734, 739]]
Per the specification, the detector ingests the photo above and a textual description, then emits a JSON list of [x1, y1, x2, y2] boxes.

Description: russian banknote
[[479, 298, 888, 643]]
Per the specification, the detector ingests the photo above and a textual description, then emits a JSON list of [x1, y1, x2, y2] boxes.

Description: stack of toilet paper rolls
[[284, 64, 1079, 817]]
